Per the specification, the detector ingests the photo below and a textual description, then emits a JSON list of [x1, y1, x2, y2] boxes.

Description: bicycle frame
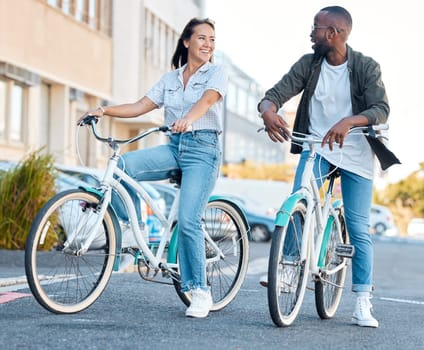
[[274, 139, 346, 280], [70, 122, 226, 275], [25, 117, 250, 315], [266, 124, 388, 326]]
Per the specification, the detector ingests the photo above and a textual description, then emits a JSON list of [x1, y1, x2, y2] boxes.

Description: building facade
[[0, 0, 286, 171], [216, 53, 286, 164]]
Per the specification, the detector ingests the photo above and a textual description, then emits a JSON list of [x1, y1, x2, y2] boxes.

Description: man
[[258, 6, 399, 328]]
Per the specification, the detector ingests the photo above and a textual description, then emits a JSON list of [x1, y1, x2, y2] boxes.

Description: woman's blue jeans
[[292, 151, 374, 293], [112, 131, 221, 293]]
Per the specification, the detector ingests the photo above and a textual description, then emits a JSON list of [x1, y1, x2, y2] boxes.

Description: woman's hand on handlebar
[[171, 118, 193, 133], [77, 107, 104, 126], [261, 111, 290, 143]]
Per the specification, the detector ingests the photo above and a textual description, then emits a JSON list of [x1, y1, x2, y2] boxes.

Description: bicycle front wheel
[[268, 200, 310, 327], [173, 199, 249, 311], [25, 189, 117, 314], [314, 208, 348, 319]]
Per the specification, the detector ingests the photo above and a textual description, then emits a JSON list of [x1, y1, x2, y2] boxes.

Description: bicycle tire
[[314, 208, 348, 319], [268, 200, 310, 327], [25, 189, 117, 314], [173, 199, 249, 311]]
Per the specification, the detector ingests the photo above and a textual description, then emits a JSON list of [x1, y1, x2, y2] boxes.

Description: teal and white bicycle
[[264, 124, 387, 327], [25, 116, 250, 314]]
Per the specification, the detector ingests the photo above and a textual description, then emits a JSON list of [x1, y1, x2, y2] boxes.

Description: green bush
[[0, 150, 57, 250]]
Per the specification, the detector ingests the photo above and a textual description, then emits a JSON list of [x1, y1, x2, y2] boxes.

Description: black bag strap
[[365, 136, 401, 171]]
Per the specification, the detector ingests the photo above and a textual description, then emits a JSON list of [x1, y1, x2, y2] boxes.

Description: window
[[226, 83, 238, 113], [159, 22, 166, 69], [62, 0, 71, 15], [0, 79, 26, 144], [47, 0, 59, 7], [45, 0, 112, 36], [248, 95, 260, 124], [144, 10, 179, 70], [10, 84, 24, 142], [152, 16, 159, 67], [88, 0, 97, 30], [75, 0, 85, 22], [0, 80, 6, 139], [237, 88, 247, 116], [39, 83, 50, 147]]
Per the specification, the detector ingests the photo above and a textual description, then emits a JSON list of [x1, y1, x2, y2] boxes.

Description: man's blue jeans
[[292, 151, 374, 293], [112, 131, 221, 293]]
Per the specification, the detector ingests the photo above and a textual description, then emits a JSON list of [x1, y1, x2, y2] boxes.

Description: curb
[[0, 276, 27, 288]]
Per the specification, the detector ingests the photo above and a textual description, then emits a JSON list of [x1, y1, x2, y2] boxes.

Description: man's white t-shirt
[[308, 59, 374, 179]]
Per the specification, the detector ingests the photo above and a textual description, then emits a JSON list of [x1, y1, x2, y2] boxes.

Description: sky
[[204, 0, 424, 184]]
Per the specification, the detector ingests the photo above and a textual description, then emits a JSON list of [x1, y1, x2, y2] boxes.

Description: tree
[[374, 163, 424, 234]]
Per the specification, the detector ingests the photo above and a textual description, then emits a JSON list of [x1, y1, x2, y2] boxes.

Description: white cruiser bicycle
[[264, 124, 388, 327], [25, 116, 250, 314]]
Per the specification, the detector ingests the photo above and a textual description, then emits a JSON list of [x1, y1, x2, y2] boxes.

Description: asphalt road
[[1, 237, 424, 350]]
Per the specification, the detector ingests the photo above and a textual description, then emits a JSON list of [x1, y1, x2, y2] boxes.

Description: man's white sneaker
[[185, 288, 213, 318], [352, 296, 379, 328]]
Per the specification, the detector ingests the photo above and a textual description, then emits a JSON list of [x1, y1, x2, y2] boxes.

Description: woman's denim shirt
[[146, 61, 228, 132]]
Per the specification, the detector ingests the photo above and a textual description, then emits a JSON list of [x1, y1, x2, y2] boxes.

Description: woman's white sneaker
[[185, 288, 213, 318]]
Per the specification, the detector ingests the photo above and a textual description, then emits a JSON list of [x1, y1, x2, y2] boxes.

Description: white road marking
[[380, 297, 424, 305]]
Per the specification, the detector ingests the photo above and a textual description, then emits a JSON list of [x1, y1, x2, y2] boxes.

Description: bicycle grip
[[371, 124, 389, 131], [79, 115, 98, 126]]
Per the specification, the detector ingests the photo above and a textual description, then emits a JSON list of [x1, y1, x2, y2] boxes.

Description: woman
[[81, 18, 227, 318]]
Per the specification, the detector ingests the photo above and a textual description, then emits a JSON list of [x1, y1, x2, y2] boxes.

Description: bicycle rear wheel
[[268, 200, 309, 327], [25, 189, 117, 314], [173, 199, 249, 311], [315, 208, 348, 319]]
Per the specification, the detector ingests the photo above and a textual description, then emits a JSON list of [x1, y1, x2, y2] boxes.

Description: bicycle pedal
[[335, 244, 355, 258], [122, 247, 139, 257]]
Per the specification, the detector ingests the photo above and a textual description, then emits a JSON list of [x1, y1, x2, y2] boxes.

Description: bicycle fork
[[63, 189, 112, 255]]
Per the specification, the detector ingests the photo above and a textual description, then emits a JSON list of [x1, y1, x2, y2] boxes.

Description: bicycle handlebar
[[78, 115, 171, 145], [257, 124, 389, 144]]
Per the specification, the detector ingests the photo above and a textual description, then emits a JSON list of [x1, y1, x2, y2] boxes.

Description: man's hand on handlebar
[[321, 119, 351, 150], [261, 111, 291, 143], [322, 116, 370, 151]]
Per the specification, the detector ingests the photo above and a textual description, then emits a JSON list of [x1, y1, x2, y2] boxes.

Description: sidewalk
[[0, 249, 26, 287], [0, 249, 136, 288]]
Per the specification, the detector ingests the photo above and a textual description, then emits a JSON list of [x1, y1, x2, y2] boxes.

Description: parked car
[[148, 182, 179, 217], [0, 160, 16, 174], [407, 218, 424, 238], [56, 163, 165, 212], [150, 182, 275, 242], [0, 160, 91, 192], [220, 195, 275, 242], [369, 204, 398, 237], [55, 164, 166, 245]]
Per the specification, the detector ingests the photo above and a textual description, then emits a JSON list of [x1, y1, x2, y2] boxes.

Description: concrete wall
[[0, 0, 112, 97]]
